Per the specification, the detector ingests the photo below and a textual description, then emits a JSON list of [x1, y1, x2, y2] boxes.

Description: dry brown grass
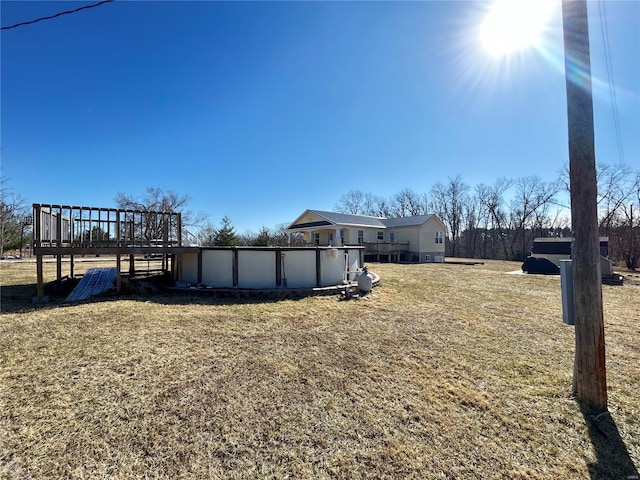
[[1, 259, 638, 479]]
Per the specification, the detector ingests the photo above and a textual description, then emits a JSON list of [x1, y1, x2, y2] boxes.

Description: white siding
[[419, 219, 446, 256]]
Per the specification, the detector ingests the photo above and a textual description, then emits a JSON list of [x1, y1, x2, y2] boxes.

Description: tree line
[[333, 163, 639, 268], [0, 178, 30, 257]]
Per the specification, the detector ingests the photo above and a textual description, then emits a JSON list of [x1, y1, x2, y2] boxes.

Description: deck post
[[177, 213, 182, 247], [56, 205, 63, 284], [33, 204, 44, 298], [116, 254, 122, 293], [78, 207, 83, 248], [162, 216, 169, 272], [116, 209, 121, 247], [36, 254, 44, 298]]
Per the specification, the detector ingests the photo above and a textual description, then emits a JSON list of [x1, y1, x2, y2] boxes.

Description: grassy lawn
[[1, 259, 638, 479]]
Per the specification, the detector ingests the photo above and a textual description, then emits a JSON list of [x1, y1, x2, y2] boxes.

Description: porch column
[[336, 229, 342, 245]]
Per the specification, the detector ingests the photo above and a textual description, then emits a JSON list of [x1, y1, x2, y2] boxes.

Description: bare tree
[[0, 179, 29, 257], [608, 170, 640, 269], [362, 193, 389, 217], [198, 222, 217, 246], [508, 176, 561, 260], [371, 195, 392, 218], [597, 163, 637, 234], [335, 190, 398, 218], [115, 187, 207, 242], [389, 188, 429, 217], [461, 192, 483, 258], [477, 178, 513, 260], [563, 162, 640, 267], [431, 176, 468, 257], [116, 188, 191, 215], [335, 190, 365, 215], [271, 223, 294, 246], [389, 188, 412, 217]]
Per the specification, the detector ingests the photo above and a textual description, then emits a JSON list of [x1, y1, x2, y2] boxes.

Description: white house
[[285, 209, 447, 263]]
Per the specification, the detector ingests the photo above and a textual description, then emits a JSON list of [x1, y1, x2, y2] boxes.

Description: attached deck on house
[[361, 242, 408, 262], [302, 241, 408, 262]]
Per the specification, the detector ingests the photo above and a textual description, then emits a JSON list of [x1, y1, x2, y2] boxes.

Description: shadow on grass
[[1, 283, 42, 312], [0, 279, 318, 314], [0, 282, 70, 313], [581, 405, 639, 480]]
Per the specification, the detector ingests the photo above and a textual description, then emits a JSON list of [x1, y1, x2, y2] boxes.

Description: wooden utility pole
[[561, 0, 607, 411]]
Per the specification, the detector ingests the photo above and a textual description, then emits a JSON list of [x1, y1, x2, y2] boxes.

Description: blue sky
[[2, 1, 638, 233]]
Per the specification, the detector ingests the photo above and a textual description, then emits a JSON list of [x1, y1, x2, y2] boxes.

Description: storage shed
[[530, 237, 613, 275]]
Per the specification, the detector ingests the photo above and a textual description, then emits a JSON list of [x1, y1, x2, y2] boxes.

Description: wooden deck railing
[[362, 242, 409, 254]]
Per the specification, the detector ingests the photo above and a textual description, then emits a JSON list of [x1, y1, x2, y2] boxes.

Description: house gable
[[309, 210, 387, 229], [287, 209, 387, 230], [287, 210, 335, 230]]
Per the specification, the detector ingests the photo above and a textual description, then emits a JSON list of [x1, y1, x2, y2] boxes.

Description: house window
[[425, 255, 432, 262], [377, 231, 384, 241], [313, 233, 320, 245], [357, 230, 364, 244], [389, 232, 395, 242], [329, 232, 334, 244], [435, 231, 443, 244]]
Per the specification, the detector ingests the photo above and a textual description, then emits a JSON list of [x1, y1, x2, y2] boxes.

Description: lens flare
[[479, 0, 557, 57]]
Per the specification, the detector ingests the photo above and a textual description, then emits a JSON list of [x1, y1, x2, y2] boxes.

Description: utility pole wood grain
[[561, 0, 608, 411]]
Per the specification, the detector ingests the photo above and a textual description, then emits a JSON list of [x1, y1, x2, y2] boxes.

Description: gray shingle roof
[[382, 215, 434, 228], [308, 210, 387, 228], [287, 210, 441, 231]]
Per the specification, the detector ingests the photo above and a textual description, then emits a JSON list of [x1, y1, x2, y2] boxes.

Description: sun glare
[[480, 0, 556, 57]]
